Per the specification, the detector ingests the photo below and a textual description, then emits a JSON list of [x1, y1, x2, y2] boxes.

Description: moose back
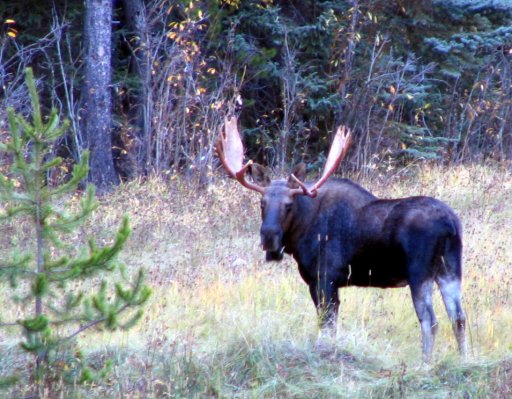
[[217, 116, 466, 362]]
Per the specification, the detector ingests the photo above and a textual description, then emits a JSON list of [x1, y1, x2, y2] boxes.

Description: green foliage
[[204, 0, 512, 167], [0, 68, 150, 386], [422, 5, 512, 79], [3, 0, 512, 175]]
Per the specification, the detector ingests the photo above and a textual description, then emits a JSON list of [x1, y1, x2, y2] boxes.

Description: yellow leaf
[[7, 30, 17, 38], [389, 85, 396, 95], [5, 19, 16, 24]]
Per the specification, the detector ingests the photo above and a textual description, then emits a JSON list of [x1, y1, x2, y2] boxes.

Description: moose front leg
[[309, 278, 339, 341]]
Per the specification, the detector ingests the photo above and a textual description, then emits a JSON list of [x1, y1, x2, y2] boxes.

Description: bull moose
[[217, 116, 466, 362]]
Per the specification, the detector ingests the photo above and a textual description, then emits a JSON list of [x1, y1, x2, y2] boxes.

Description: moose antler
[[290, 125, 351, 198], [216, 116, 266, 194], [217, 116, 351, 197]]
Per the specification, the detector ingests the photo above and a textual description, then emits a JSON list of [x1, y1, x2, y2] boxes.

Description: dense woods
[[1, 0, 512, 188]]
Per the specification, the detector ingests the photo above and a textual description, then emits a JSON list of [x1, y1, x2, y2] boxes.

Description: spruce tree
[[0, 68, 150, 384]]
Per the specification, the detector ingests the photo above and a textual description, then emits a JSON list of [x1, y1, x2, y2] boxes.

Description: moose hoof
[[316, 328, 336, 345]]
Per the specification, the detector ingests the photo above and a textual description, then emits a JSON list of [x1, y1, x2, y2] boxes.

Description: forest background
[[1, 0, 512, 187]]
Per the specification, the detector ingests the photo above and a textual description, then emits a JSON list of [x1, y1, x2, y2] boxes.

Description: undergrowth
[[1, 164, 511, 398]]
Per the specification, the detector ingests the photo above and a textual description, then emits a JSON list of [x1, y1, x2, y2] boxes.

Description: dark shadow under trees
[[1, 0, 511, 187]]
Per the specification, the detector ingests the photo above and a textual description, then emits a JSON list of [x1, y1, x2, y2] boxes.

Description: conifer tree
[[0, 68, 151, 383]]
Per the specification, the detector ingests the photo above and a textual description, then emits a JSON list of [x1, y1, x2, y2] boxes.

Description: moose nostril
[[261, 231, 274, 243]]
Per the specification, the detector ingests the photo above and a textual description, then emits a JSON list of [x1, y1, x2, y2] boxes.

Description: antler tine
[[291, 126, 352, 198], [314, 125, 351, 190], [217, 116, 266, 194]]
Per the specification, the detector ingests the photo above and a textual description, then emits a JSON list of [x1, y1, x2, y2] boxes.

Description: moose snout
[[260, 225, 283, 252]]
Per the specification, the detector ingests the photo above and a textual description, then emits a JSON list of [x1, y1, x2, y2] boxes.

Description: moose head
[[217, 116, 351, 261]]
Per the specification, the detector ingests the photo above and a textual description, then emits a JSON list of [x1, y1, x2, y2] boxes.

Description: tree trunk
[[82, 0, 119, 192], [122, 0, 152, 175]]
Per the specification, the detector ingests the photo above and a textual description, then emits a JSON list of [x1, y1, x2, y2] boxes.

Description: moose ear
[[288, 162, 307, 188], [248, 163, 271, 187]]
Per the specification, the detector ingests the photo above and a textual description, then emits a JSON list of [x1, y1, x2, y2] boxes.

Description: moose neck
[[282, 179, 377, 257], [281, 192, 323, 255]]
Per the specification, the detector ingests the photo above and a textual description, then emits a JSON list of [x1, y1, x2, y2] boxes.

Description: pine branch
[[60, 303, 131, 343]]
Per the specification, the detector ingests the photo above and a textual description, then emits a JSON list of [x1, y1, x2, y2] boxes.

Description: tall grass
[[1, 165, 511, 398]]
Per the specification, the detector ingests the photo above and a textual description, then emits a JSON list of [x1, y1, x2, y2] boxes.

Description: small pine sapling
[[0, 68, 151, 385]]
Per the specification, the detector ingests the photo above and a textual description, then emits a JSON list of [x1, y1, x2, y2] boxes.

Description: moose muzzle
[[260, 225, 284, 261]]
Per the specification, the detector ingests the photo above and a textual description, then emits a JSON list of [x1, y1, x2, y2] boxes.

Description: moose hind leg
[[438, 235, 467, 358], [410, 280, 438, 363], [437, 275, 467, 358]]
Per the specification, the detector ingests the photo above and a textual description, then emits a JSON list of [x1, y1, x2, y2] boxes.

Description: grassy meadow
[[1, 165, 512, 398]]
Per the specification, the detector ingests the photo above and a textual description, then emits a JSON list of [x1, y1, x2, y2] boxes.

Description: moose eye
[[284, 203, 293, 213]]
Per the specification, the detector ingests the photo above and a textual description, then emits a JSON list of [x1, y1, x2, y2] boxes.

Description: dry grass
[[1, 165, 512, 398]]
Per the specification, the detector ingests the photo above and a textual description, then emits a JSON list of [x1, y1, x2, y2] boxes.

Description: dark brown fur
[[250, 164, 466, 362]]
